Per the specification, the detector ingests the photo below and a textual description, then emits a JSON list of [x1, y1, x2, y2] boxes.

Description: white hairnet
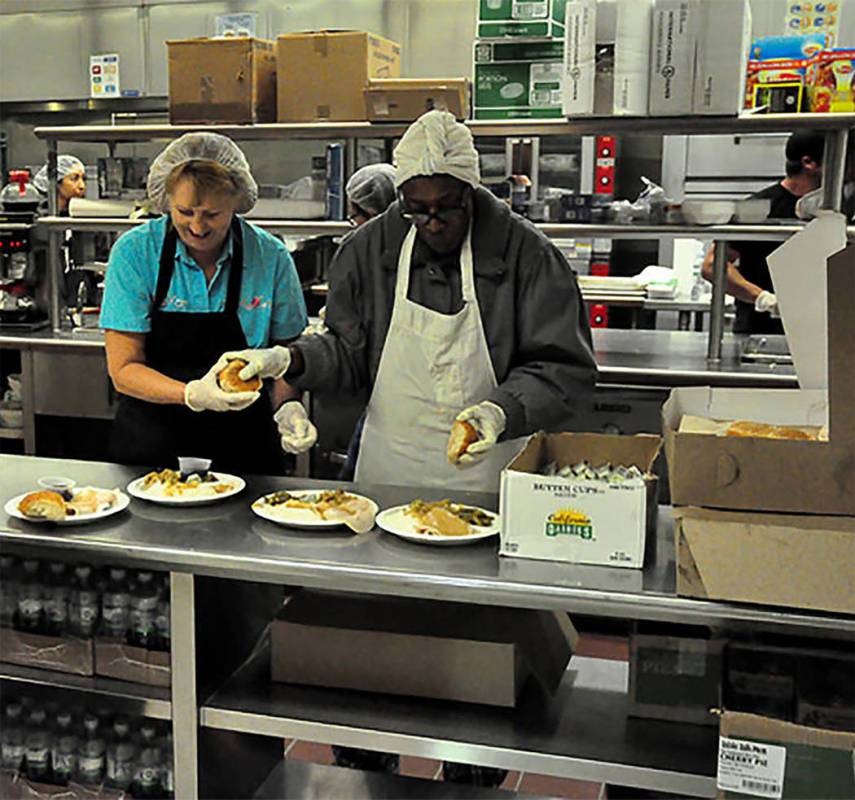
[[32, 156, 85, 195], [147, 132, 258, 214], [345, 163, 397, 216], [393, 110, 480, 189]]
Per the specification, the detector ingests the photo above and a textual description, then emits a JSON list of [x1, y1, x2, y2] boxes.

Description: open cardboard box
[[271, 590, 577, 708], [364, 78, 469, 121], [717, 711, 855, 799], [500, 432, 661, 568], [94, 640, 170, 688], [664, 245, 855, 516], [0, 627, 93, 676], [675, 507, 855, 615]]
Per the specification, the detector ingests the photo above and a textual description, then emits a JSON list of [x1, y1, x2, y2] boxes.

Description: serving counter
[[1, 455, 849, 799]]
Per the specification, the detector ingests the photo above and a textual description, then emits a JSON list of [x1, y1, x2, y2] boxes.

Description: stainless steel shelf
[[36, 216, 352, 237], [33, 113, 855, 143], [0, 660, 172, 720], [253, 760, 536, 799], [0, 222, 33, 231], [202, 652, 717, 798]]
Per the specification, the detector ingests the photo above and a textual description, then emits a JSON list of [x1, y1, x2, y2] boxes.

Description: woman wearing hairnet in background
[[33, 155, 87, 215], [100, 132, 311, 474], [345, 163, 396, 227]]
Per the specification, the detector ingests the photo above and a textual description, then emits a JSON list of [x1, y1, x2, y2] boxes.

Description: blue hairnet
[[32, 156, 86, 195], [345, 163, 397, 216], [147, 132, 258, 214]]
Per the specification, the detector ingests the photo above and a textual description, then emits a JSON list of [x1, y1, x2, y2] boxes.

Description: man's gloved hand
[[222, 345, 292, 380], [274, 401, 318, 454], [185, 357, 260, 412], [755, 290, 780, 318], [454, 401, 507, 468]]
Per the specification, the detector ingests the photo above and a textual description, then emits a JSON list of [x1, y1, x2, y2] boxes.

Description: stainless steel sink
[[740, 334, 793, 365]]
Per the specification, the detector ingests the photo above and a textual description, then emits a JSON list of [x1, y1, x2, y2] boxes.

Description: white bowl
[[734, 198, 772, 224], [682, 200, 735, 226]]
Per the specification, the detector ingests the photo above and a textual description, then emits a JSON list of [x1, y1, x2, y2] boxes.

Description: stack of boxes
[[473, 0, 567, 119]]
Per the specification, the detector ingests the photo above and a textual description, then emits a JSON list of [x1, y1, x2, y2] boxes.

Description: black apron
[[110, 219, 283, 475]]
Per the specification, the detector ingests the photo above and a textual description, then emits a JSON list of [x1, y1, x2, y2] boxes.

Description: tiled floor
[[283, 634, 628, 798]]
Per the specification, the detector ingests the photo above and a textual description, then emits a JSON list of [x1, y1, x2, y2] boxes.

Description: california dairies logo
[[545, 507, 594, 540]]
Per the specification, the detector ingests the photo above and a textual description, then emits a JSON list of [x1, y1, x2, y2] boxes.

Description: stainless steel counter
[[0, 328, 799, 388], [0, 455, 844, 639]]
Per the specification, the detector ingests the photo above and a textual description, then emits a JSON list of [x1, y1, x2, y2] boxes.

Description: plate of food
[[376, 499, 500, 546], [127, 468, 245, 506], [251, 488, 378, 532], [5, 486, 129, 525]]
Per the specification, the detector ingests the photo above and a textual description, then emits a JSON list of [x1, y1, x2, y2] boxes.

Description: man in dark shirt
[[702, 129, 825, 334]]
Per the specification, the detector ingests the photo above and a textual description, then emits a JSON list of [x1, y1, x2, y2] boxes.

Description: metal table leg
[[707, 242, 728, 362], [170, 571, 199, 799]]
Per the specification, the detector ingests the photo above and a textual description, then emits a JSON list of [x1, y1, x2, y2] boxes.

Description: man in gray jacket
[[235, 110, 596, 492]]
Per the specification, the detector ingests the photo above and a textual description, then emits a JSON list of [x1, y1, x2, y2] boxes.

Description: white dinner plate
[[251, 489, 378, 529], [4, 489, 130, 526], [127, 472, 245, 506], [376, 504, 500, 546]]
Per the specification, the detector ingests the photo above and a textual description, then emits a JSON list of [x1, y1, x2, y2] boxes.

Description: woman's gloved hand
[[274, 401, 318, 454], [755, 290, 780, 318], [222, 345, 292, 380], [184, 357, 260, 412], [454, 401, 507, 467]]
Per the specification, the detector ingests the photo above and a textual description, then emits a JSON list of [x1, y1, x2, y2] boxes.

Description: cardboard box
[[0, 627, 93, 676], [666, 244, 855, 516], [94, 640, 170, 688], [499, 432, 661, 568], [629, 630, 723, 726], [808, 49, 855, 113], [795, 647, 855, 733], [717, 712, 855, 799], [675, 507, 855, 615], [270, 591, 577, 707], [649, 0, 698, 117], [693, 0, 752, 114], [726, 641, 797, 722], [562, 0, 599, 116], [473, 39, 564, 120], [276, 30, 400, 122], [477, 0, 567, 39], [613, 0, 653, 116], [364, 78, 469, 122], [167, 37, 276, 124]]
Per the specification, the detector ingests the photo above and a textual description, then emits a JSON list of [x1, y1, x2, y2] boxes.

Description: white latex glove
[[755, 290, 780, 318], [222, 345, 292, 381], [185, 357, 260, 413], [274, 401, 318, 454], [454, 401, 507, 468]]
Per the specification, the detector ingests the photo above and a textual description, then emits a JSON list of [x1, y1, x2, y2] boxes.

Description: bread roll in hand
[[447, 419, 478, 465], [217, 359, 262, 393]]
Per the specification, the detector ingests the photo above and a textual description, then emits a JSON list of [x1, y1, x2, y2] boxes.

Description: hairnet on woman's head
[[345, 163, 397, 216], [394, 110, 480, 189], [147, 132, 258, 214], [32, 155, 86, 195]]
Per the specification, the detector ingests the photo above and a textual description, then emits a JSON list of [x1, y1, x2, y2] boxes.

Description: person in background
[[345, 162, 397, 226], [33, 155, 87, 216], [701, 129, 825, 335], [231, 110, 596, 494], [100, 132, 311, 473]]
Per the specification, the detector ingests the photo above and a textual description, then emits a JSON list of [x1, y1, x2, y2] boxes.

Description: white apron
[[355, 224, 525, 492]]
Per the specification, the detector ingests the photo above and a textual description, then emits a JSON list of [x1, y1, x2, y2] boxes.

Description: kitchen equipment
[[734, 198, 772, 224], [681, 200, 735, 226], [0, 170, 40, 213], [740, 335, 793, 366]]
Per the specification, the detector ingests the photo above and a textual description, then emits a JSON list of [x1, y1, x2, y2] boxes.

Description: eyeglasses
[[398, 188, 470, 226]]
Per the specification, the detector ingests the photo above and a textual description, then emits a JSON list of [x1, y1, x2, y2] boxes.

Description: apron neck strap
[[153, 222, 178, 311], [395, 222, 475, 303], [223, 217, 244, 316]]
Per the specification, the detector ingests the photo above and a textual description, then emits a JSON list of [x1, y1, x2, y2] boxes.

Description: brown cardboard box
[[270, 591, 577, 707], [276, 30, 401, 122], [675, 507, 855, 614], [94, 640, 170, 688], [0, 627, 93, 676], [167, 37, 277, 124], [717, 712, 855, 798], [663, 245, 855, 516], [364, 78, 469, 121]]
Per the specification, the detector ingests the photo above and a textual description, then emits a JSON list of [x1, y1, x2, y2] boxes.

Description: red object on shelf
[[594, 135, 616, 196], [590, 304, 608, 328], [590, 261, 610, 277]]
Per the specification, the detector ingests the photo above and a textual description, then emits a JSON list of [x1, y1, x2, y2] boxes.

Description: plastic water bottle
[[128, 572, 158, 649], [43, 562, 71, 636], [16, 559, 44, 633], [1, 702, 26, 773], [76, 713, 105, 785], [132, 722, 161, 798], [51, 711, 78, 786], [68, 565, 100, 638], [159, 731, 174, 799], [24, 706, 51, 783], [101, 568, 130, 640], [0, 555, 19, 628], [105, 716, 136, 790]]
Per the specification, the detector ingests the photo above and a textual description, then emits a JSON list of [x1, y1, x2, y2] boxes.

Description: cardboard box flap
[[720, 711, 855, 751], [509, 431, 661, 474], [367, 78, 468, 90], [828, 246, 855, 447]]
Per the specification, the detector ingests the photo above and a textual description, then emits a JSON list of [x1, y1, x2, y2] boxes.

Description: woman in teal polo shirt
[[100, 132, 310, 474]]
